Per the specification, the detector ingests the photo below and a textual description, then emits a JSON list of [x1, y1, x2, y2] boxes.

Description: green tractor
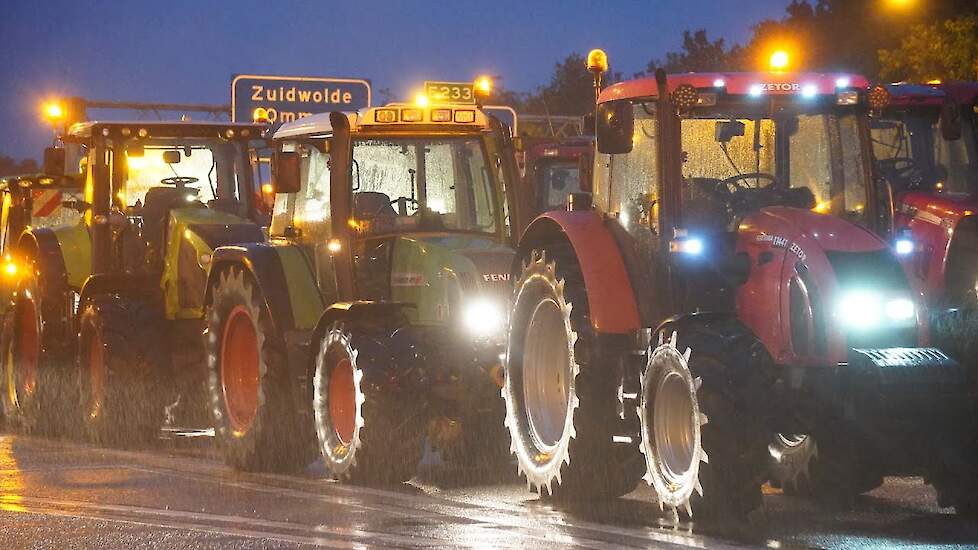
[[0, 172, 84, 425], [203, 99, 526, 478], [7, 121, 270, 440]]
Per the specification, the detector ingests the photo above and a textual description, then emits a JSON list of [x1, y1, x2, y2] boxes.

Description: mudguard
[[311, 301, 414, 341], [17, 228, 69, 296], [206, 242, 324, 335], [518, 211, 640, 334], [78, 273, 158, 308]]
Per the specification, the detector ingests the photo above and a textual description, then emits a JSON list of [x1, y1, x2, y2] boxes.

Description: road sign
[[423, 81, 476, 104], [231, 75, 371, 123]]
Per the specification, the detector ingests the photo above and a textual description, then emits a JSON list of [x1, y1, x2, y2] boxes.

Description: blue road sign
[[231, 75, 371, 123]]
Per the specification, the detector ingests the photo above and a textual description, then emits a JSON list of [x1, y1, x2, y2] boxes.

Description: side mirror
[[162, 150, 181, 164], [43, 147, 66, 175], [939, 101, 962, 141], [596, 100, 634, 154], [715, 120, 745, 143], [272, 146, 302, 194]]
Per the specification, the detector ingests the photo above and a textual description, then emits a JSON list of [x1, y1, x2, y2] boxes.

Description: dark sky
[[0, 0, 792, 161]]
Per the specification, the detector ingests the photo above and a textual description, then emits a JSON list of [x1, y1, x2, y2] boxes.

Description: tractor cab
[[873, 82, 978, 197], [523, 137, 593, 214], [595, 71, 890, 320], [871, 83, 978, 306], [271, 101, 523, 329], [52, 121, 267, 316]]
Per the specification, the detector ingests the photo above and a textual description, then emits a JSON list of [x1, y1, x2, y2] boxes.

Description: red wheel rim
[[221, 306, 260, 434], [88, 329, 106, 418], [328, 356, 356, 445], [17, 299, 39, 397]]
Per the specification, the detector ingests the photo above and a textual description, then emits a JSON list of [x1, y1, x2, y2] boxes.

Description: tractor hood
[[389, 233, 515, 335], [752, 206, 884, 253], [164, 207, 264, 320]]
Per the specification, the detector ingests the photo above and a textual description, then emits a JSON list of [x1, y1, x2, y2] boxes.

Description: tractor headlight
[[835, 290, 915, 329], [463, 298, 505, 338]]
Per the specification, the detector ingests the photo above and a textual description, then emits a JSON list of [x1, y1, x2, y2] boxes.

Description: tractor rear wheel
[[77, 295, 167, 445], [206, 266, 312, 472], [313, 322, 424, 485], [5, 272, 73, 434], [504, 246, 643, 499]]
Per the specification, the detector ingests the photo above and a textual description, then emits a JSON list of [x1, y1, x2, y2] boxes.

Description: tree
[[648, 29, 743, 73], [0, 156, 39, 177], [878, 16, 978, 82], [522, 53, 620, 117]]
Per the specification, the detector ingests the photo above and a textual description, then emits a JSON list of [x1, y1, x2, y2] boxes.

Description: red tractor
[[873, 81, 978, 309], [503, 63, 978, 521], [871, 82, 978, 378], [522, 137, 594, 215]]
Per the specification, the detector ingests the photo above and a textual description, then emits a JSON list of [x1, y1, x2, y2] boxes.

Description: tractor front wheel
[[206, 266, 312, 472], [313, 322, 424, 485]]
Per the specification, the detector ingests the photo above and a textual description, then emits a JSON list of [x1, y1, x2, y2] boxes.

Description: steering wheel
[[160, 176, 199, 189], [877, 157, 923, 189], [389, 197, 419, 215], [719, 172, 782, 192]]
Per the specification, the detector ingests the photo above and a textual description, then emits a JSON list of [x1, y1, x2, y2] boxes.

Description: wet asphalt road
[[0, 432, 976, 549]]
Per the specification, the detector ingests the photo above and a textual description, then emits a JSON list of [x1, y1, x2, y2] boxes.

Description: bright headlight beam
[[836, 290, 915, 329], [894, 238, 914, 255], [464, 299, 504, 337]]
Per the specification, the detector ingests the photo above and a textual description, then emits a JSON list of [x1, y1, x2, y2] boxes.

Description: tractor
[[0, 172, 84, 425], [7, 120, 269, 440], [870, 82, 978, 376], [202, 93, 525, 479], [523, 136, 594, 215], [503, 58, 978, 522]]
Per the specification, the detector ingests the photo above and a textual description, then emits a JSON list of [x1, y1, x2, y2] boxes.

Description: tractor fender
[[205, 243, 302, 335], [17, 228, 69, 296], [311, 301, 413, 341], [517, 211, 640, 334], [78, 273, 158, 307]]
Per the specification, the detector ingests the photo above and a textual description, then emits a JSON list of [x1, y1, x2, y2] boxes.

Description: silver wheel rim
[[653, 370, 696, 484], [776, 433, 808, 448], [522, 298, 570, 453]]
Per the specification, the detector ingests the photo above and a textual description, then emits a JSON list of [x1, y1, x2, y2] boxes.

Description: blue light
[[713, 79, 725, 88], [749, 84, 764, 97], [801, 84, 817, 98], [894, 238, 914, 255], [835, 77, 850, 88]]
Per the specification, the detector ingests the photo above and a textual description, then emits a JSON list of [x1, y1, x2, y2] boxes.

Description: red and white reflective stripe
[[31, 190, 63, 217]]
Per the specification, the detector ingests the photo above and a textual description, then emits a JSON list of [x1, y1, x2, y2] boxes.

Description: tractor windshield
[[871, 110, 978, 195], [679, 106, 870, 230], [350, 136, 499, 235], [535, 159, 583, 211], [118, 138, 257, 210]]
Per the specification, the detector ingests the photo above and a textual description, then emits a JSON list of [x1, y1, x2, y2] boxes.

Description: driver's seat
[[353, 191, 397, 219], [141, 187, 202, 264]]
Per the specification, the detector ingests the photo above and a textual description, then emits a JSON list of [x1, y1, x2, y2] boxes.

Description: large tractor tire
[[666, 323, 769, 523], [4, 271, 73, 435], [205, 266, 312, 472], [767, 431, 883, 503], [312, 322, 424, 485], [929, 443, 978, 516], [503, 246, 643, 499], [77, 295, 168, 445], [638, 331, 707, 520]]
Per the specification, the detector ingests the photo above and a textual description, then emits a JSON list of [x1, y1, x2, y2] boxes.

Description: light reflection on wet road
[[0, 433, 975, 549]]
